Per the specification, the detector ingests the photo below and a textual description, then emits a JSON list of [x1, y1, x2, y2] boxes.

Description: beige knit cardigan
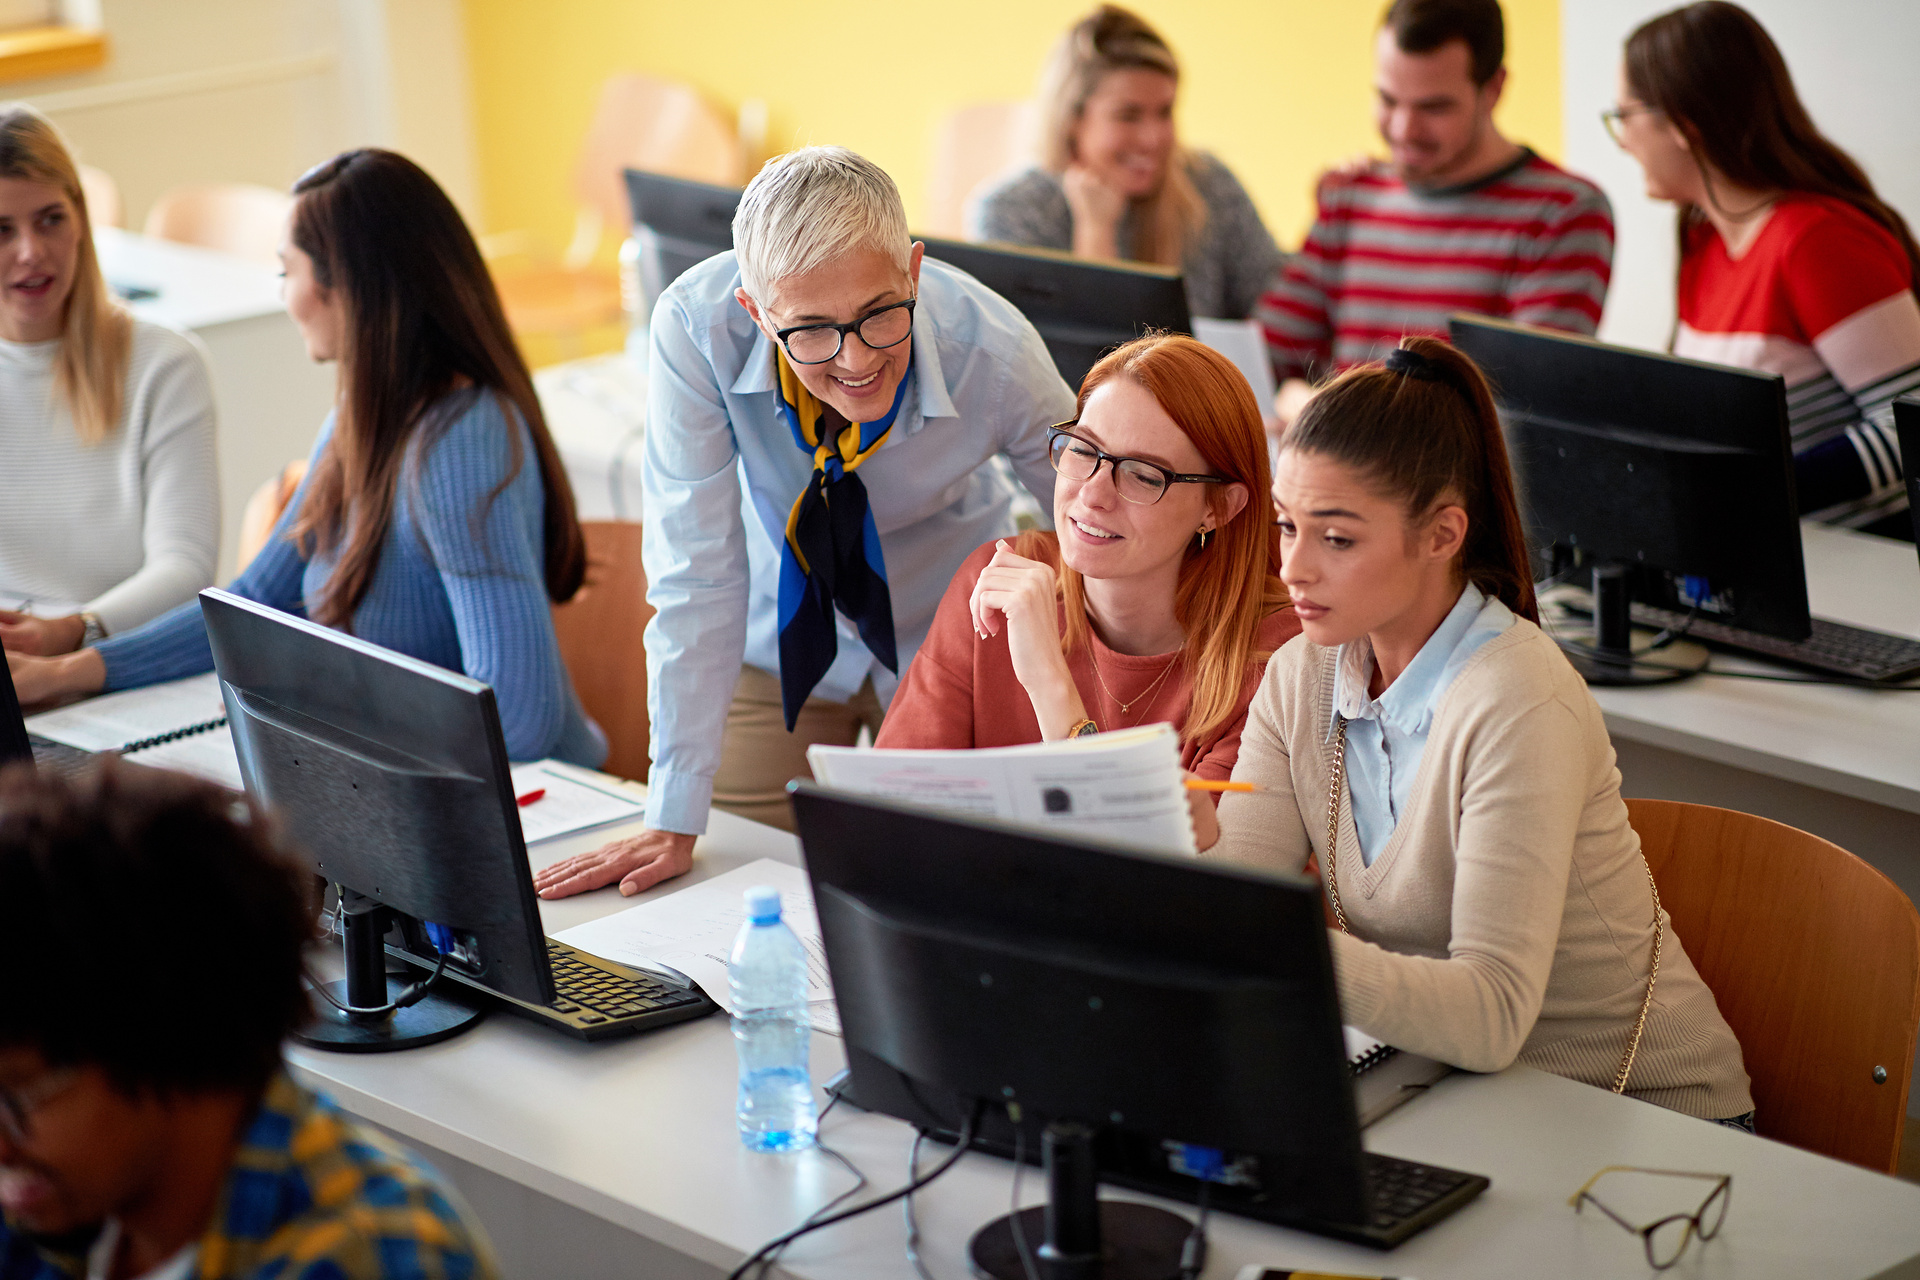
[[1213, 621, 1753, 1120]]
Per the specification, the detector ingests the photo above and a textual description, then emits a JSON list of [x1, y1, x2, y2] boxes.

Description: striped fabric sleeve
[[1505, 184, 1614, 336], [1255, 178, 1341, 383], [1813, 289, 1920, 517]]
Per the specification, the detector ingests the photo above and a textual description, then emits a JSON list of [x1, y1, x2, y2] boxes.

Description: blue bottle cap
[[744, 886, 782, 923]]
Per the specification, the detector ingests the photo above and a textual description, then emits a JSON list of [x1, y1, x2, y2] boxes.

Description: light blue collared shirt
[[1332, 583, 1515, 865], [640, 251, 1073, 833]]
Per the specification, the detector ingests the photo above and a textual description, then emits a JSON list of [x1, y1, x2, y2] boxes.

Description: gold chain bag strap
[[1324, 714, 1663, 1093]]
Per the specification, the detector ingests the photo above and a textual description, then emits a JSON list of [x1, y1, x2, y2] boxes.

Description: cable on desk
[[726, 1101, 984, 1280], [753, 1135, 868, 1280], [1007, 1118, 1041, 1280], [1179, 1179, 1211, 1280], [903, 1130, 938, 1280]]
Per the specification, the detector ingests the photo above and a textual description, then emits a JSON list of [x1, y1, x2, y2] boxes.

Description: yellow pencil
[[1185, 778, 1258, 793]]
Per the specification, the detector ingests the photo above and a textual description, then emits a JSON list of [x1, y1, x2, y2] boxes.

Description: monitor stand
[[1557, 564, 1708, 688], [970, 1121, 1193, 1280], [297, 892, 484, 1053]]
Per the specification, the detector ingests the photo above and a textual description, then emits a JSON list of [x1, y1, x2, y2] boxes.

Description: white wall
[[1561, 0, 1920, 351], [10, 0, 479, 231]]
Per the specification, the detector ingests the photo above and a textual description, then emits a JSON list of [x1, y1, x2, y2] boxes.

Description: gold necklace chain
[[1089, 649, 1182, 726], [1324, 712, 1662, 1093]]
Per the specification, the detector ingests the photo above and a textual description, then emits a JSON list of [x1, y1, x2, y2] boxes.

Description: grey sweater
[[967, 152, 1283, 321], [1213, 623, 1753, 1121]]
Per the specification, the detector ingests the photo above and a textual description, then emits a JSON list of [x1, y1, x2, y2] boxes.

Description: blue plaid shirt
[[0, 1072, 496, 1280]]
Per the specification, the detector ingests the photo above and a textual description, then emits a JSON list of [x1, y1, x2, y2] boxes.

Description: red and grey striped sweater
[[1256, 149, 1614, 382]]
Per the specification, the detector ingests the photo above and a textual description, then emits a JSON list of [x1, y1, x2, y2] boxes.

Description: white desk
[[287, 801, 1920, 1280], [95, 228, 337, 581], [533, 352, 648, 523]]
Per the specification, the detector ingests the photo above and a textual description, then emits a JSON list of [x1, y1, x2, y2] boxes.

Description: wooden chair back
[[78, 163, 121, 229], [143, 182, 294, 267], [1626, 798, 1920, 1172], [924, 100, 1038, 238], [551, 521, 652, 782], [571, 73, 745, 262]]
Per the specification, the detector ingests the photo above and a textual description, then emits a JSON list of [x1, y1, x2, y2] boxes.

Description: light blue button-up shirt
[[640, 251, 1073, 833], [1332, 583, 1516, 864]]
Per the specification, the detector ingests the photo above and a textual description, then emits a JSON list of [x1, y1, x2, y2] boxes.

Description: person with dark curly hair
[[0, 759, 499, 1280]]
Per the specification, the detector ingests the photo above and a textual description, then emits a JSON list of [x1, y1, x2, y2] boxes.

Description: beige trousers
[[711, 665, 884, 832]]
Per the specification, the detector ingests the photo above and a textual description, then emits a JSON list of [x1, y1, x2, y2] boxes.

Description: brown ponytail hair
[[285, 149, 585, 629], [1282, 336, 1537, 623], [1047, 333, 1288, 744], [1625, 2, 1920, 301]]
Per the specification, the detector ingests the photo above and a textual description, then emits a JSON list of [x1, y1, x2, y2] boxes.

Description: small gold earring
[[1196, 525, 1211, 550]]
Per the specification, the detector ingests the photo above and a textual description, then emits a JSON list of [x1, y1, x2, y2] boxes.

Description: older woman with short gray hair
[[536, 146, 1074, 899]]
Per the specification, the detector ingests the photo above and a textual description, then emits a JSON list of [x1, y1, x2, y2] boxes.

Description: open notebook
[[25, 672, 240, 790]]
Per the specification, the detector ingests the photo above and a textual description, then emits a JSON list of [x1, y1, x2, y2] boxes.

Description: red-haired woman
[[876, 334, 1296, 848]]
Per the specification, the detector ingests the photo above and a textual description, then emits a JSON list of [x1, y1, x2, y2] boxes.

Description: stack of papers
[[508, 760, 647, 844], [551, 859, 840, 1035]]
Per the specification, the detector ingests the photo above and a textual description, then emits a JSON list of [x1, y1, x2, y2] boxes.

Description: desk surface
[[1591, 522, 1920, 816], [287, 793, 1920, 1280], [94, 227, 285, 332]]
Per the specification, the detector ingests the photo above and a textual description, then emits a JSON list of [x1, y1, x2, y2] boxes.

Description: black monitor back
[[0, 659, 31, 769], [624, 169, 741, 312], [790, 782, 1369, 1225], [922, 237, 1190, 389], [1451, 315, 1810, 640], [201, 589, 554, 1004], [1896, 397, 1920, 557]]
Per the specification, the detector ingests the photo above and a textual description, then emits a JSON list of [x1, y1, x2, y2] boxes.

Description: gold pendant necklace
[[1090, 650, 1182, 725]]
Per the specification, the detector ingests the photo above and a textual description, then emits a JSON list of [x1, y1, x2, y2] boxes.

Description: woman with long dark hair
[[6, 149, 604, 765], [1211, 336, 1753, 1125], [1608, 1, 1920, 532], [876, 334, 1296, 849]]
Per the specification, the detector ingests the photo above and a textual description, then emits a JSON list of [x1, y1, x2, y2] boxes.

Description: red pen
[[516, 788, 546, 807]]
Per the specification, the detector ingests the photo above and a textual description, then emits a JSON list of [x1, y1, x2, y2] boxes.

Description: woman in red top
[[877, 334, 1296, 848], [1607, 1, 1920, 532]]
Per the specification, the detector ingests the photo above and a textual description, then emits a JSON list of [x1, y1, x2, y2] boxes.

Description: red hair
[[1052, 334, 1288, 744]]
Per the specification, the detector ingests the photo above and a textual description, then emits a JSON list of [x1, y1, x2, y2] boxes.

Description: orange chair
[[78, 163, 121, 229], [1626, 798, 1920, 1173], [924, 100, 1038, 238], [143, 182, 294, 267], [550, 521, 652, 782]]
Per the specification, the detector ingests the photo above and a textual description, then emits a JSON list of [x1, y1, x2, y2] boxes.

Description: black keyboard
[[1631, 604, 1920, 682], [1346, 1150, 1490, 1248], [477, 940, 719, 1042], [29, 735, 94, 778]]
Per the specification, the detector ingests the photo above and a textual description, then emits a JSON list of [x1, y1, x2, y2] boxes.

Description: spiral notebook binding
[[1349, 1041, 1400, 1077], [118, 716, 228, 757]]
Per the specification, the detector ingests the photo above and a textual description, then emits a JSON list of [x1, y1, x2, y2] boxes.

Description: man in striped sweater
[[1258, 0, 1614, 427]]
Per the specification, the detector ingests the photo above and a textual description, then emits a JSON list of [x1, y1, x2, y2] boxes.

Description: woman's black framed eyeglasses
[[1047, 425, 1227, 506], [774, 298, 916, 365], [1570, 1166, 1731, 1270]]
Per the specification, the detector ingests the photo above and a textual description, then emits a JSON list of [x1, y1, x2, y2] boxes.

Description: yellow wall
[[463, 0, 1561, 259]]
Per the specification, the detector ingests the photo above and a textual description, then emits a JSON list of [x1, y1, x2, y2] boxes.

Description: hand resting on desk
[[6, 646, 106, 708], [535, 826, 695, 899], [0, 610, 85, 656]]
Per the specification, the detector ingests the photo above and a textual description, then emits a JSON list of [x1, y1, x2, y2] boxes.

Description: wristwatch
[[1066, 718, 1100, 738], [78, 612, 107, 647]]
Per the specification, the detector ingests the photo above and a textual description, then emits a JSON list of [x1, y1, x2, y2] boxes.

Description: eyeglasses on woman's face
[[774, 298, 916, 366], [1570, 1166, 1731, 1269], [1600, 102, 1663, 147], [1048, 425, 1227, 506]]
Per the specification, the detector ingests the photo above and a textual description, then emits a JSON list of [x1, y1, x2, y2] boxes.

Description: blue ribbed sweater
[[95, 390, 606, 767]]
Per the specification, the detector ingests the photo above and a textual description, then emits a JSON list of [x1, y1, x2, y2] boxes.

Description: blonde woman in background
[[0, 105, 218, 658], [968, 5, 1282, 320]]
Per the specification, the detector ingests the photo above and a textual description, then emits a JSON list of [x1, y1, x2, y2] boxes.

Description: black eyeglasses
[[1570, 1166, 1731, 1269], [774, 298, 916, 366], [1600, 103, 1662, 146], [1047, 426, 1226, 506]]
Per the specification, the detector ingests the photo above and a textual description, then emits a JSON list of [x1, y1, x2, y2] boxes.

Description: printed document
[[509, 760, 647, 844], [807, 723, 1196, 855], [25, 672, 227, 752], [551, 859, 840, 1035]]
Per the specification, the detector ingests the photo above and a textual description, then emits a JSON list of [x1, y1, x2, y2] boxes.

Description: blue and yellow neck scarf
[[773, 349, 907, 729]]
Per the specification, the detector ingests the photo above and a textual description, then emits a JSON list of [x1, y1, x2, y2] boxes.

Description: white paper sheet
[[508, 760, 647, 845], [1193, 316, 1279, 409], [24, 672, 227, 752], [551, 859, 840, 1035], [126, 723, 243, 791], [806, 723, 1197, 856]]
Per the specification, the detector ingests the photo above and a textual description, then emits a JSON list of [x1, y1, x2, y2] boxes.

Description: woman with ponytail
[[877, 334, 1295, 850], [1211, 336, 1753, 1125]]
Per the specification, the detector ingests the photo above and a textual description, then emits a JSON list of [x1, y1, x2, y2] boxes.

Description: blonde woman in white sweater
[[0, 105, 217, 656], [1212, 336, 1754, 1126]]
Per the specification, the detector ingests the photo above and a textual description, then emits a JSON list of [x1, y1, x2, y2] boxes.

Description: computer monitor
[[623, 169, 741, 315], [0, 659, 31, 769], [1450, 315, 1809, 681], [202, 588, 554, 1052], [1895, 397, 1920, 563], [922, 237, 1191, 389], [790, 783, 1486, 1270]]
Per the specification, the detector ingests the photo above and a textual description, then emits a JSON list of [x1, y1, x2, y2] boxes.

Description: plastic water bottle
[[730, 886, 817, 1152]]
